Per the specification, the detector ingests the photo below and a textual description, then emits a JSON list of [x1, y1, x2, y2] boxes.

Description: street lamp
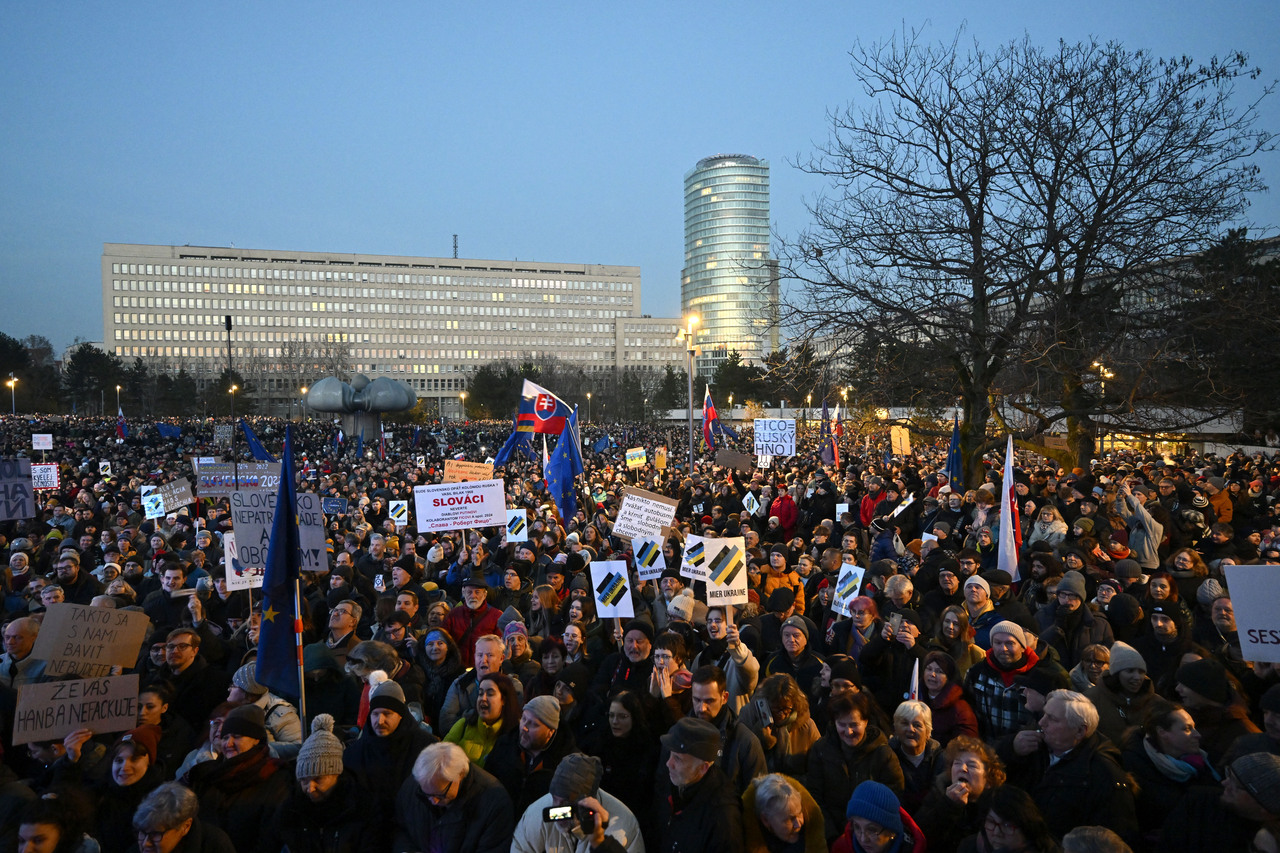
[[586, 392, 592, 424], [299, 386, 308, 422], [642, 397, 647, 422], [115, 384, 121, 415], [727, 393, 733, 422], [1091, 361, 1115, 453], [6, 375, 15, 415], [679, 315, 699, 471], [459, 391, 468, 420], [806, 393, 813, 425]]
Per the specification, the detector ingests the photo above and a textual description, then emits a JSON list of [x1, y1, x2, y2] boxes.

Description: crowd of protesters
[[0, 411, 1279, 853]]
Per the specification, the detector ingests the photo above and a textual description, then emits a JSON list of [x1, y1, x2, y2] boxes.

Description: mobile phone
[[888, 612, 904, 633], [754, 697, 774, 727]]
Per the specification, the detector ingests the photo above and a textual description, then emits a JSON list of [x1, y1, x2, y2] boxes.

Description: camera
[[542, 805, 596, 829]]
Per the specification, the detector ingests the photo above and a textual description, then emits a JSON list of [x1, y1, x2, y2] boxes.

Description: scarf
[[1142, 736, 1219, 783]]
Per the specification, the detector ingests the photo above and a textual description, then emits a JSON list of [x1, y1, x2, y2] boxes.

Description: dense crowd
[[1, 412, 1279, 853]]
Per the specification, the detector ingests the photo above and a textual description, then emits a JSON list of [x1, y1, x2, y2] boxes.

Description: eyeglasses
[[136, 828, 175, 844], [984, 815, 1020, 835], [165, 642, 193, 652]]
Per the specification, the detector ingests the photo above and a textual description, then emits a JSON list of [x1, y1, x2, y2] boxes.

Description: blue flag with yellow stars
[[546, 407, 584, 520], [257, 424, 301, 699]]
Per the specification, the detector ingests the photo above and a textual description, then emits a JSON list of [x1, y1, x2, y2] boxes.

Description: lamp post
[[459, 391, 468, 421], [300, 386, 308, 422], [727, 394, 733, 423], [115, 384, 121, 415], [1091, 361, 1115, 453], [680, 316, 699, 471], [642, 397, 647, 423], [6, 375, 15, 415], [586, 392, 592, 424], [806, 393, 813, 427]]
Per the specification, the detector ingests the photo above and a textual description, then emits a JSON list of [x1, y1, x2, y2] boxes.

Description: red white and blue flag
[[516, 379, 573, 435], [116, 407, 128, 439]]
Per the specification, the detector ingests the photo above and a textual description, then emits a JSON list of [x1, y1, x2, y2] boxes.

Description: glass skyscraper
[[681, 153, 778, 379]]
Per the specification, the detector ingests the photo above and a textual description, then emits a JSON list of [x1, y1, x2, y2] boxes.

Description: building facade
[[681, 154, 779, 379], [102, 243, 685, 416]]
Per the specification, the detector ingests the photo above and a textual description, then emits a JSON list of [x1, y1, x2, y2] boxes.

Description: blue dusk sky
[[2, 1, 1277, 354]]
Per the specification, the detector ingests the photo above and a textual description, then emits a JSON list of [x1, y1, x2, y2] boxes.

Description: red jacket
[[832, 806, 927, 853], [770, 493, 799, 539], [442, 602, 501, 661]]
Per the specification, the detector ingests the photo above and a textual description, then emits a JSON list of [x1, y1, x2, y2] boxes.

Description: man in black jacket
[[653, 717, 744, 853], [394, 741, 514, 853]]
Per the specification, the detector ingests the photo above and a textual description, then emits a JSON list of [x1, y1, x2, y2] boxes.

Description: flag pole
[[293, 578, 308, 723]]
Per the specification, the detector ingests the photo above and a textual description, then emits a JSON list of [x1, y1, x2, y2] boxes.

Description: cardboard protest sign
[[589, 560, 634, 619], [754, 419, 796, 457], [31, 603, 152, 677], [197, 462, 281, 498], [31, 464, 58, 490], [156, 478, 195, 513], [32, 434, 53, 450], [625, 447, 647, 469], [14, 675, 139, 745], [832, 565, 866, 617], [295, 493, 328, 571], [681, 535, 710, 582], [223, 531, 259, 591], [228, 490, 327, 583], [612, 487, 679, 541], [704, 537, 748, 606], [414, 479, 507, 531], [0, 458, 34, 522], [442, 460, 494, 483], [1224, 565, 1280, 662], [632, 536, 665, 580], [890, 425, 911, 455], [655, 446, 667, 470], [389, 500, 409, 527], [506, 509, 529, 543], [716, 448, 756, 474]]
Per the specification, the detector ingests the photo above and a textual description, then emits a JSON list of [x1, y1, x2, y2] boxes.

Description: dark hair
[[20, 786, 94, 853], [923, 650, 959, 685], [1141, 699, 1188, 745], [691, 664, 727, 692], [476, 672, 521, 732], [608, 689, 652, 740], [653, 633, 687, 663], [984, 785, 1058, 851], [1147, 570, 1181, 601], [827, 690, 877, 723], [139, 681, 175, 706], [540, 635, 567, 663]]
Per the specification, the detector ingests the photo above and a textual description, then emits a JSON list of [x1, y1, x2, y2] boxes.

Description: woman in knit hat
[[184, 703, 292, 852], [267, 714, 389, 853], [833, 780, 926, 853], [1085, 641, 1158, 746]]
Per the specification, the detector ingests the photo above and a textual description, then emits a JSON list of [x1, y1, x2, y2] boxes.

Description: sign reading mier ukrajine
[[832, 565, 867, 617], [414, 479, 507, 531], [230, 491, 327, 577], [703, 536, 748, 606], [0, 458, 34, 522], [32, 603, 152, 677], [612, 487, 678, 540], [1224, 565, 1280, 662], [754, 419, 796, 457], [590, 560, 634, 619], [14, 675, 140, 745]]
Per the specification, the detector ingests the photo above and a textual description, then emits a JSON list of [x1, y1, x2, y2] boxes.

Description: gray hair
[[885, 575, 913, 596], [133, 782, 200, 832], [1047, 689, 1100, 738], [412, 742, 470, 786], [1061, 825, 1133, 853], [370, 533, 385, 546], [894, 699, 933, 735], [754, 773, 802, 821], [350, 640, 398, 675], [339, 598, 363, 624]]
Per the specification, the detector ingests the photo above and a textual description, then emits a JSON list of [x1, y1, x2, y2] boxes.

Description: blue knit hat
[[845, 780, 903, 833]]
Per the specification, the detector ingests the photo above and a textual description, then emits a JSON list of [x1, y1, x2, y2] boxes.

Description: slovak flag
[[516, 379, 573, 435], [702, 387, 718, 451], [997, 434, 1023, 581], [116, 408, 128, 439]]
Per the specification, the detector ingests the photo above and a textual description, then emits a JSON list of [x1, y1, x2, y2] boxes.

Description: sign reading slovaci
[[1224, 565, 1280, 663], [612, 487, 678, 540], [754, 419, 796, 457], [0, 458, 34, 522], [414, 479, 507, 531], [15, 675, 140, 745], [32, 603, 152, 677]]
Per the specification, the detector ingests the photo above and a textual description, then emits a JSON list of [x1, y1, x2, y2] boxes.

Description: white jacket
[[511, 789, 645, 853]]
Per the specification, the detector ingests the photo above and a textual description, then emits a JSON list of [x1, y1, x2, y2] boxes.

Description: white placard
[[99, 461, 112, 477], [31, 603, 152, 677], [743, 492, 760, 515], [633, 536, 665, 581], [143, 493, 165, 520], [836, 502, 850, 519], [32, 434, 53, 450], [681, 534, 710, 582], [1224, 565, 1280, 663], [413, 479, 507, 531], [754, 419, 796, 457], [506, 509, 529, 543], [389, 500, 409, 527], [757, 455, 773, 469], [31, 464, 59, 490], [589, 560, 634, 619], [613, 487, 679, 541], [832, 565, 866, 617], [704, 536, 748, 606], [224, 531, 260, 591]]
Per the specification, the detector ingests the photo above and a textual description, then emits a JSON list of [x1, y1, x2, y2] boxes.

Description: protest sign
[[890, 425, 912, 456], [32, 434, 53, 450], [32, 603, 152, 677], [655, 446, 667, 470], [716, 448, 756, 474], [223, 531, 259, 591], [704, 537, 748, 606], [227, 490, 327, 582], [633, 536, 665, 580], [589, 560, 634, 619], [757, 455, 773, 468], [754, 419, 796, 457], [155, 478, 195, 513], [442, 460, 494, 483], [31, 464, 59, 490], [625, 447, 647, 469], [214, 424, 233, 445], [506, 509, 529, 543], [321, 496, 349, 515], [832, 565, 866, 617], [743, 492, 760, 515], [295, 493, 327, 571], [197, 462, 281, 498], [389, 500, 409, 527], [414, 479, 506, 531], [194, 456, 217, 468], [612, 487, 679, 541], [99, 461, 112, 477], [143, 492, 165, 520], [681, 535, 710, 582], [14, 675, 139, 746], [1224, 565, 1280, 662], [836, 502, 850, 519], [0, 458, 34, 522]]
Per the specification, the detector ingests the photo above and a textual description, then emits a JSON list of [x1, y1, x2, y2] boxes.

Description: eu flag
[[546, 408, 584, 520], [946, 412, 964, 486], [257, 425, 301, 700], [239, 418, 279, 463]]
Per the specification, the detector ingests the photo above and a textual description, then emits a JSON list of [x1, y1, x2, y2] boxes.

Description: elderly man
[[653, 717, 744, 853], [0, 617, 46, 688], [1002, 688, 1139, 846], [443, 576, 501, 661], [592, 619, 655, 698], [393, 741, 514, 853], [963, 620, 1064, 739]]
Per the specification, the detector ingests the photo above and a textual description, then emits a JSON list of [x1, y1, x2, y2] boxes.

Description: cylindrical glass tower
[[681, 154, 778, 379]]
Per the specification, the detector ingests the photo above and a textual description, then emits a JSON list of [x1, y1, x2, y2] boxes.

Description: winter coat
[[185, 743, 293, 853], [742, 773, 827, 853], [1114, 494, 1164, 570], [511, 789, 644, 853], [123, 820, 237, 853], [581, 727, 659, 836], [1035, 602, 1115, 669], [652, 763, 744, 853], [442, 602, 502, 662], [1086, 673, 1158, 746], [738, 695, 822, 778], [392, 760, 515, 853], [859, 630, 927, 713], [922, 681, 979, 746], [914, 781, 993, 853], [1192, 702, 1261, 770], [1120, 727, 1220, 836], [891, 737, 945, 813], [343, 712, 438, 802], [484, 721, 578, 813], [963, 646, 1054, 739], [692, 638, 760, 712], [804, 728, 905, 842], [90, 766, 165, 853], [267, 772, 387, 853]]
